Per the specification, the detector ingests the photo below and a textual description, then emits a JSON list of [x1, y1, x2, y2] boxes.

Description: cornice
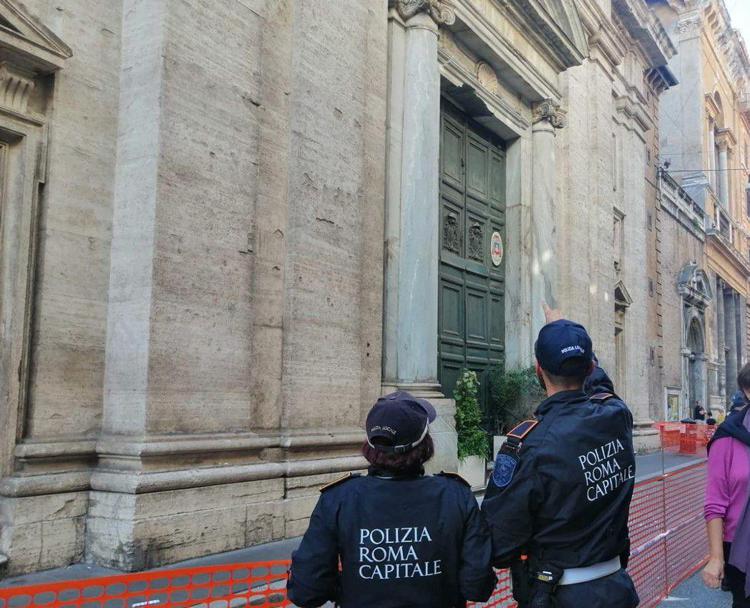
[[500, 0, 587, 71], [437, 47, 531, 133], [0, 0, 71, 73], [707, 231, 750, 279], [450, 0, 562, 100], [612, 0, 677, 68], [576, 0, 626, 68]]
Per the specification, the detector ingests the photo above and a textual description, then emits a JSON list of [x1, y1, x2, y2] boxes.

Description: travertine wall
[[0, 0, 122, 574], [1, 0, 681, 575], [659, 209, 705, 405], [556, 12, 656, 436], [2, 0, 387, 574], [21, 0, 120, 442]]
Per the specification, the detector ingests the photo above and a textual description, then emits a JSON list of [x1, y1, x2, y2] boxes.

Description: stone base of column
[[85, 478, 287, 571], [0, 491, 87, 575], [633, 421, 661, 453], [380, 383, 458, 475]]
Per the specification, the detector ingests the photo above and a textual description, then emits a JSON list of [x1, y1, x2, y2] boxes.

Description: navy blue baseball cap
[[366, 391, 437, 453], [535, 319, 593, 375]]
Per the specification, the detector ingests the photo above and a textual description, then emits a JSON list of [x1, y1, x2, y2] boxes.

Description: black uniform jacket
[[482, 389, 636, 571], [287, 467, 497, 608]]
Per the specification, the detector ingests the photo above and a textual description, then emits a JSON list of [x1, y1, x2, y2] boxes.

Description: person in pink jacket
[[703, 363, 750, 606]]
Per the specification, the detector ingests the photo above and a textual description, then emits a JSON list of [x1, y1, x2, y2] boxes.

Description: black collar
[[535, 390, 588, 416], [367, 465, 424, 479]]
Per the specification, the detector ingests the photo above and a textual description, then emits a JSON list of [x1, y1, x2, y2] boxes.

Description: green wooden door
[[438, 101, 506, 404]]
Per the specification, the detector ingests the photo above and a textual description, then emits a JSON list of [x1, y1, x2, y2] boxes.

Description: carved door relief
[[438, 100, 506, 405]]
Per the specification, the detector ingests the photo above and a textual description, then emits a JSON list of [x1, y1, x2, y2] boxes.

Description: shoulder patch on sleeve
[[437, 471, 471, 487], [507, 419, 539, 440], [590, 392, 615, 403], [492, 452, 518, 488], [320, 472, 360, 492]]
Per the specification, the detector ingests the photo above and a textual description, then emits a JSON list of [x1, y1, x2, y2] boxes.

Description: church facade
[[0, 0, 685, 574]]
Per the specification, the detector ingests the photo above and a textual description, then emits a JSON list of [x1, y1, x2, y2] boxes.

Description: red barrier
[[0, 563, 292, 608], [626, 462, 708, 608], [0, 463, 707, 608], [653, 422, 715, 455]]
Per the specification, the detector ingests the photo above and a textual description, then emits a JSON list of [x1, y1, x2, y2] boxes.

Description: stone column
[[719, 143, 730, 207], [725, 288, 738, 398], [717, 278, 726, 401], [740, 295, 748, 367], [383, 1, 453, 391], [708, 121, 716, 190], [530, 100, 565, 331], [383, 0, 457, 474]]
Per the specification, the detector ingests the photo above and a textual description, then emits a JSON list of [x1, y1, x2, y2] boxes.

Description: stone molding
[[716, 127, 737, 151], [677, 262, 713, 310], [389, 0, 456, 25], [532, 99, 565, 128], [4, 430, 369, 497], [677, 14, 702, 37], [438, 50, 530, 134], [0, 62, 34, 114], [0, 0, 72, 72], [476, 61, 499, 95], [1, 455, 368, 497]]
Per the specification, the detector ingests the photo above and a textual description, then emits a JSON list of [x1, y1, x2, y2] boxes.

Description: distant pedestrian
[[703, 362, 750, 606], [287, 391, 497, 608], [694, 403, 707, 421]]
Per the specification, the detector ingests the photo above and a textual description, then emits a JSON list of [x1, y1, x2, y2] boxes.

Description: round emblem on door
[[490, 232, 503, 266]]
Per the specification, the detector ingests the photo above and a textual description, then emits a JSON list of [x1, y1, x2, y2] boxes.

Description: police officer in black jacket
[[482, 307, 638, 608], [287, 391, 497, 608]]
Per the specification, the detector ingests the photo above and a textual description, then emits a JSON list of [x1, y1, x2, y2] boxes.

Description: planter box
[[493, 435, 507, 458], [458, 455, 486, 490]]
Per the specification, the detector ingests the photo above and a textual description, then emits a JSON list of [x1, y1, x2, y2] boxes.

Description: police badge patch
[[493, 452, 518, 487]]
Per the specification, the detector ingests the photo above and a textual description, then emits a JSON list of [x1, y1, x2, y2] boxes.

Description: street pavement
[[657, 570, 731, 607]]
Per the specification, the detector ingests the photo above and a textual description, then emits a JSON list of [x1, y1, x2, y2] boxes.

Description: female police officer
[[287, 391, 497, 607]]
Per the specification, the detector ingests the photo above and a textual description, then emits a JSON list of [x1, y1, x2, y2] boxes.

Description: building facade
[[656, 0, 750, 418], [0, 0, 676, 574]]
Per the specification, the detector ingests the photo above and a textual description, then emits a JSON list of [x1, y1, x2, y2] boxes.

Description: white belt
[[558, 556, 622, 586]]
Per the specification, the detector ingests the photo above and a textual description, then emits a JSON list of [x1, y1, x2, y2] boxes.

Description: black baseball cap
[[366, 391, 437, 453], [535, 319, 593, 375]]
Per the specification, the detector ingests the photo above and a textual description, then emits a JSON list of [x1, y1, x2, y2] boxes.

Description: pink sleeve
[[705, 437, 733, 522]]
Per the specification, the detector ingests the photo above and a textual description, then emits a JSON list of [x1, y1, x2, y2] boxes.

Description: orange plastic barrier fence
[[653, 422, 715, 455], [626, 462, 708, 608], [0, 463, 707, 608], [0, 562, 292, 608]]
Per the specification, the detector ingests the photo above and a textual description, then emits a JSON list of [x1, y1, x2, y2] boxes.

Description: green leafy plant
[[454, 370, 491, 460], [487, 366, 545, 435]]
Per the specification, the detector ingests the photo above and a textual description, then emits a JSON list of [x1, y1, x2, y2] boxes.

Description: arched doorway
[[677, 263, 712, 418], [686, 317, 706, 416]]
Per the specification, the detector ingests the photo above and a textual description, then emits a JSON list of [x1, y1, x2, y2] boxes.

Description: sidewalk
[[657, 570, 730, 607], [0, 451, 706, 589]]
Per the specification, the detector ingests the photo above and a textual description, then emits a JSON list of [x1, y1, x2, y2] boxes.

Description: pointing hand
[[542, 301, 564, 324]]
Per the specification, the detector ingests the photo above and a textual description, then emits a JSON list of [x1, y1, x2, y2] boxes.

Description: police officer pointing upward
[[287, 391, 497, 607], [482, 304, 638, 608]]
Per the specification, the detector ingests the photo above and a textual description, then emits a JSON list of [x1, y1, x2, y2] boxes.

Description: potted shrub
[[487, 366, 545, 455], [454, 370, 490, 489]]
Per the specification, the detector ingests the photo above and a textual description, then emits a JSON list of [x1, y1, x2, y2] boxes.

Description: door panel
[[438, 100, 506, 405]]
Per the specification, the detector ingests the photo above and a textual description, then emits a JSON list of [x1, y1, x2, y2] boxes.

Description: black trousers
[[517, 569, 639, 608], [725, 542, 750, 608]]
